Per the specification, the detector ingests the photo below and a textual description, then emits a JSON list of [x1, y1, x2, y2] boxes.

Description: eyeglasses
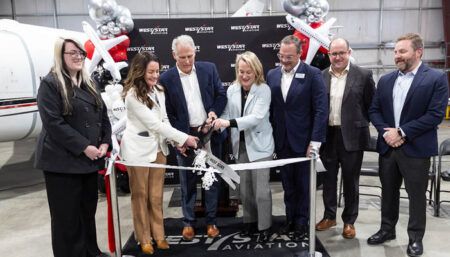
[[277, 53, 296, 61], [64, 51, 86, 59], [328, 51, 349, 58]]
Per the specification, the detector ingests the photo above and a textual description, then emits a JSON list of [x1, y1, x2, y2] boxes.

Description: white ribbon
[[107, 155, 324, 189]]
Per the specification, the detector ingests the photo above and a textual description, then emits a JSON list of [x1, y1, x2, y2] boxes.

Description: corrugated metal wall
[[0, 0, 445, 80]]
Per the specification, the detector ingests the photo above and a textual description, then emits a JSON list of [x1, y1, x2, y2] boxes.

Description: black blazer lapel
[[286, 63, 305, 103], [343, 65, 356, 103], [73, 86, 96, 106]]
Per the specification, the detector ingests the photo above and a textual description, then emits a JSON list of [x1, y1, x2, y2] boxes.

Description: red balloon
[[84, 40, 95, 60]]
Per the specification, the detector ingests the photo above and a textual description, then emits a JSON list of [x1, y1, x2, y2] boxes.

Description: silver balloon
[[317, 0, 329, 18], [107, 21, 115, 28], [117, 15, 134, 34], [88, 0, 118, 24], [115, 5, 131, 18], [99, 24, 109, 35], [282, 0, 307, 17], [112, 26, 121, 36], [88, 0, 102, 9]]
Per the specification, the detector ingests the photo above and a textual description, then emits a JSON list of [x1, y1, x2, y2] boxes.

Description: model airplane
[[0, 19, 126, 142], [285, 14, 336, 64]]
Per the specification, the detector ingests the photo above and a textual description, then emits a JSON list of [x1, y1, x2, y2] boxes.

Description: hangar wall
[[0, 0, 446, 80]]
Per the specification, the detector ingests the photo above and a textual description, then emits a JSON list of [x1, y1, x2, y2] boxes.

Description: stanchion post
[[109, 163, 122, 257], [308, 153, 322, 257], [298, 154, 322, 257]]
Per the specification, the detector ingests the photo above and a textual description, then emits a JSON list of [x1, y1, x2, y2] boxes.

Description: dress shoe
[[342, 224, 356, 239], [206, 224, 220, 238], [367, 230, 396, 245], [256, 228, 271, 243], [315, 218, 337, 231], [278, 221, 294, 235], [239, 222, 257, 237], [155, 239, 170, 249], [292, 225, 308, 242], [141, 243, 154, 255], [182, 226, 195, 241], [407, 240, 423, 257]]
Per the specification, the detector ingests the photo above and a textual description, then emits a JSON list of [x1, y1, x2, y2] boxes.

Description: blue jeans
[[177, 153, 219, 226]]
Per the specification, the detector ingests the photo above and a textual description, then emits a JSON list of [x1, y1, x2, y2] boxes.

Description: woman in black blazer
[[35, 37, 111, 257]]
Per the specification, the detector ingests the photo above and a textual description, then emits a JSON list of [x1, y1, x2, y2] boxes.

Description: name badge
[[295, 73, 305, 79]]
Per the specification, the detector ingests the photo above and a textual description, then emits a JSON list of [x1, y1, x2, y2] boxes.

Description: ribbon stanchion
[[108, 162, 122, 257], [298, 153, 322, 257], [106, 156, 325, 256]]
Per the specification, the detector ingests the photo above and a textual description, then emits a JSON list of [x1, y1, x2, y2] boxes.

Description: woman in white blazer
[[121, 52, 198, 255], [213, 51, 274, 243]]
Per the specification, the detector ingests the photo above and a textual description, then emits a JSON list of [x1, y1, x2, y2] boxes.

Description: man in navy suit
[[267, 35, 328, 241], [159, 35, 227, 241], [368, 33, 448, 257]]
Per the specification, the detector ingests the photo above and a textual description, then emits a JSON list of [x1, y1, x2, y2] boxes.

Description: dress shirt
[[177, 65, 207, 127], [328, 63, 350, 126], [393, 62, 421, 129], [281, 61, 301, 102]]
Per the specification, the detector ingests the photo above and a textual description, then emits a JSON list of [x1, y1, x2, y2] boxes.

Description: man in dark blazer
[[159, 35, 227, 241], [267, 35, 328, 241], [316, 38, 375, 239], [368, 33, 448, 257]]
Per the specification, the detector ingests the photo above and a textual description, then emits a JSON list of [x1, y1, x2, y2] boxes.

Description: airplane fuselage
[[0, 19, 86, 142]]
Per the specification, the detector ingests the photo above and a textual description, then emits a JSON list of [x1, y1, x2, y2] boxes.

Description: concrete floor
[[1, 123, 450, 257]]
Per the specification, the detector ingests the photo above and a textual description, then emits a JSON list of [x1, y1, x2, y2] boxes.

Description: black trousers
[[44, 171, 101, 257], [379, 149, 430, 242], [320, 127, 363, 224], [278, 141, 310, 226]]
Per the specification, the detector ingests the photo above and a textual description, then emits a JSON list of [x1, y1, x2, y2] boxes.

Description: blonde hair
[[52, 37, 101, 115], [234, 51, 265, 85]]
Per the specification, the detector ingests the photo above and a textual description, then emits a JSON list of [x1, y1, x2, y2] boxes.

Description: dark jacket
[[267, 62, 328, 154], [322, 63, 376, 151], [35, 72, 112, 174], [159, 61, 227, 134], [369, 63, 448, 158]]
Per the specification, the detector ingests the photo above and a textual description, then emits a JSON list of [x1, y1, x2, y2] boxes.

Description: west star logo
[[138, 27, 169, 34], [276, 23, 294, 30], [262, 43, 281, 50], [185, 25, 214, 34], [230, 24, 260, 32], [165, 232, 308, 251], [217, 43, 246, 52], [127, 46, 155, 52]]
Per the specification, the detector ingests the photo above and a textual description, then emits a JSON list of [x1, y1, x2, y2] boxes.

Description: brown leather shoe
[[206, 224, 220, 238], [182, 226, 195, 241], [155, 239, 170, 249], [342, 224, 356, 239], [315, 218, 337, 231], [141, 243, 154, 255]]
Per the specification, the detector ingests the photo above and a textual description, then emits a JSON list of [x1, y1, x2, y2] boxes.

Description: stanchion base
[[294, 251, 323, 257]]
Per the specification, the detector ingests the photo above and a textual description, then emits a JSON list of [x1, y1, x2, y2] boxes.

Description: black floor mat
[[122, 216, 330, 257]]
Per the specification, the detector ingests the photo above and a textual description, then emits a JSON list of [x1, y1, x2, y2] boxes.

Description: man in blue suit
[[267, 35, 328, 241], [159, 35, 227, 241], [368, 33, 448, 257]]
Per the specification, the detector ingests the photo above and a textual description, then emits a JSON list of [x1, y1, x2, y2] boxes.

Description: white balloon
[[111, 98, 126, 119]]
